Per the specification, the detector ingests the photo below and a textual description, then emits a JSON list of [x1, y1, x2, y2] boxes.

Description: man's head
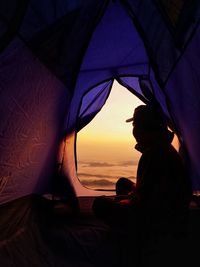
[[126, 104, 166, 131], [126, 104, 168, 151]]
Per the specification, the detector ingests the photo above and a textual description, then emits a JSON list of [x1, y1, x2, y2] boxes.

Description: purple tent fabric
[[166, 26, 200, 190], [0, 38, 69, 203], [20, 0, 108, 91], [2, 2, 200, 266], [117, 76, 148, 103], [77, 80, 113, 132], [66, 0, 149, 135], [123, 0, 200, 84], [0, 0, 200, 204]]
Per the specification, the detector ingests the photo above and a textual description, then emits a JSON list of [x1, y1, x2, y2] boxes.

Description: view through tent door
[[76, 80, 144, 191]]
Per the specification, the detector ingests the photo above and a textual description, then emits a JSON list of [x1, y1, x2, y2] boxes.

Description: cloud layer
[[78, 172, 116, 179], [78, 159, 137, 188], [79, 160, 138, 168], [81, 179, 115, 187]]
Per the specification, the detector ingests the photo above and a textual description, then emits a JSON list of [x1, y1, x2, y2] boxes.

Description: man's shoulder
[[142, 142, 180, 162]]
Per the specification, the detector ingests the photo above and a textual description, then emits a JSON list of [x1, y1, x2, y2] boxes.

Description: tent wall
[[64, 1, 200, 194], [65, 0, 149, 133], [123, 0, 200, 85], [19, 0, 108, 92], [63, 1, 151, 196], [0, 0, 109, 203], [1, 0, 200, 204], [165, 26, 200, 191], [0, 38, 70, 204], [63, 1, 200, 195]]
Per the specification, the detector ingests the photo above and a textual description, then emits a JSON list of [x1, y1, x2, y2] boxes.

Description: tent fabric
[[0, 195, 110, 266], [0, 194, 200, 267], [1, 0, 200, 266], [165, 27, 200, 190], [0, 0, 29, 53], [123, 0, 200, 85], [117, 76, 150, 103], [19, 0, 108, 91], [65, 0, 149, 135], [0, 37, 70, 204], [0, 0, 200, 202], [64, 1, 200, 193], [77, 79, 113, 132], [63, 1, 151, 195]]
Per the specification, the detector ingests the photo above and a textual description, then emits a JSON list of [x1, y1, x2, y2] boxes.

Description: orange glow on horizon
[[77, 81, 143, 163], [77, 81, 180, 162], [76, 81, 180, 189]]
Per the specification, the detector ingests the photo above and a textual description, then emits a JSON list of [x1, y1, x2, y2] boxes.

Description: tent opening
[[76, 80, 144, 190]]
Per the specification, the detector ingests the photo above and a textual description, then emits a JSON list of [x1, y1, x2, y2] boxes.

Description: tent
[[0, 0, 200, 266]]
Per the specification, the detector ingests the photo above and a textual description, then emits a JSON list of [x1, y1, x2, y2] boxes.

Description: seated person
[[93, 104, 192, 237]]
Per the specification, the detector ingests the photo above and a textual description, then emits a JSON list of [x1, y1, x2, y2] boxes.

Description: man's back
[[136, 140, 191, 235]]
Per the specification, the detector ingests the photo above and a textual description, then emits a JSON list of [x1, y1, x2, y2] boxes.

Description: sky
[[77, 80, 144, 160], [76, 81, 144, 189], [76, 80, 179, 189]]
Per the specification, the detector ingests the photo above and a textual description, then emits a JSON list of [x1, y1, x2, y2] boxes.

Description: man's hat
[[126, 104, 167, 131]]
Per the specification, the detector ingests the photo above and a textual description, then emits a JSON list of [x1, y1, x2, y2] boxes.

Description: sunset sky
[[76, 80, 179, 189], [76, 82, 178, 188], [76, 81, 144, 189], [77, 81, 144, 161]]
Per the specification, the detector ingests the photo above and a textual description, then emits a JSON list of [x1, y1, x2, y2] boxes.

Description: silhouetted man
[[126, 104, 192, 236], [93, 104, 192, 266]]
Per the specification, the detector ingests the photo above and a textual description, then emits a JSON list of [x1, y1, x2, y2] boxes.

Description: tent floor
[[0, 194, 199, 266]]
